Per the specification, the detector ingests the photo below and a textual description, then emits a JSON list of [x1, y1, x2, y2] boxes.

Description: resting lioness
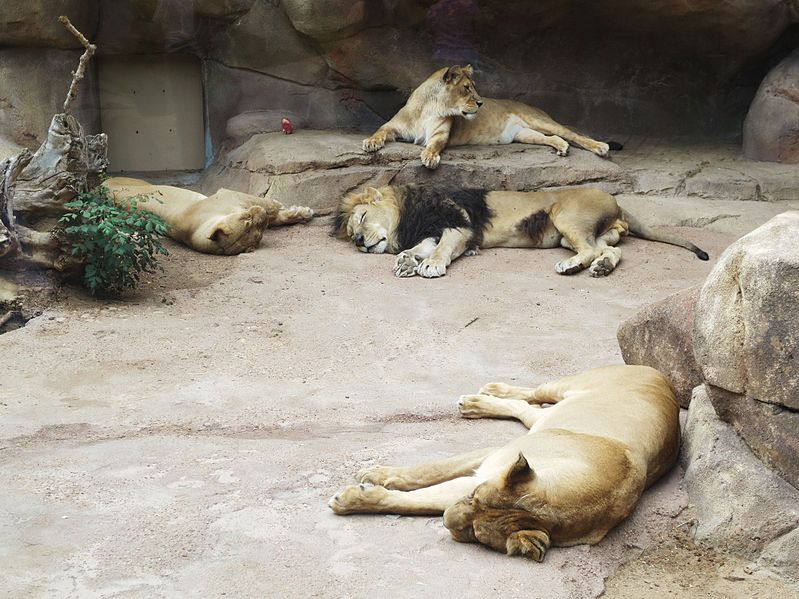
[[333, 184, 708, 278], [106, 178, 313, 255], [363, 64, 617, 169], [330, 364, 680, 562]]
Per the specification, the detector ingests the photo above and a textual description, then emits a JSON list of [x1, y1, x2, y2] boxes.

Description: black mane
[[394, 186, 493, 250]]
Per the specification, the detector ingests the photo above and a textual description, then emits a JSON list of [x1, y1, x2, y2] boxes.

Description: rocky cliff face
[[0, 1, 797, 161]]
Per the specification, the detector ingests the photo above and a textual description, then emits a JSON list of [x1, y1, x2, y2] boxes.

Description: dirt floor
[[2, 197, 798, 598]]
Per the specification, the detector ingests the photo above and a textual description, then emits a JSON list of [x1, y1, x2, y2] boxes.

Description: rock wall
[[1, 1, 798, 161]]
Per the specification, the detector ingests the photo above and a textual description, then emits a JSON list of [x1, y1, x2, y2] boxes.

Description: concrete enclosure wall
[[1, 0, 798, 168]]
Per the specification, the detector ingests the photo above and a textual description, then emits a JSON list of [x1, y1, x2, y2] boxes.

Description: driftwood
[[0, 16, 106, 278]]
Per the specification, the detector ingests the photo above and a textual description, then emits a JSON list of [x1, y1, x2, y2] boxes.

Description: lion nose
[[354, 233, 365, 246]]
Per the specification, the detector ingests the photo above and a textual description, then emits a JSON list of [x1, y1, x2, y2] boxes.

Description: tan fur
[[335, 185, 706, 278], [329, 364, 680, 561], [106, 177, 314, 255], [362, 65, 613, 169]]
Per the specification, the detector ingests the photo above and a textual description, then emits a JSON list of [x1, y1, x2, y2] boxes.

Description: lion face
[[208, 206, 269, 255], [334, 187, 398, 254], [440, 64, 483, 119], [443, 453, 549, 558]]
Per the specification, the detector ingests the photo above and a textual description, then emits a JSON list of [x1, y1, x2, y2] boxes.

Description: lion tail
[[621, 209, 709, 260], [607, 141, 623, 151]]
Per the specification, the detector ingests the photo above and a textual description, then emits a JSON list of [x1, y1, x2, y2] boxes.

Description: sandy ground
[[1, 199, 798, 598]]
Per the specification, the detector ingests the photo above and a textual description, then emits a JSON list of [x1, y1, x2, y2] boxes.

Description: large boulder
[[617, 286, 701, 408], [743, 48, 799, 164], [681, 385, 799, 582], [694, 211, 799, 487]]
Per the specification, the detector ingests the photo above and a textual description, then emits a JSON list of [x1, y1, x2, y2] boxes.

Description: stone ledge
[[201, 131, 799, 213]]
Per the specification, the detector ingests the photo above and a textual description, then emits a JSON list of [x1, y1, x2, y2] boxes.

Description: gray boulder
[[617, 286, 701, 408], [681, 385, 799, 582], [744, 48, 799, 164]]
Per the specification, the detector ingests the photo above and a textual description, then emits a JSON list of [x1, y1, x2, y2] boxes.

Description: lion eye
[[360, 212, 366, 223]]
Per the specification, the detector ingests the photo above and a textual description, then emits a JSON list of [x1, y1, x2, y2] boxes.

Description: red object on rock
[[281, 118, 294, 135]]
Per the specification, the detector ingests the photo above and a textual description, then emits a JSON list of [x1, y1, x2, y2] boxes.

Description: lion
[[362, 64, 618, 169], [329, 364, 680, 562], [106, 177, 314, 255], [333, 184, 708, 278]]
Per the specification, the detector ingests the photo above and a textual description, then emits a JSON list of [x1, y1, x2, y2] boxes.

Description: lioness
[[106, 178, 313, 255], [330, 364, 680, 562], [362, 64, 617, 169], [333, 184, 708, 278]]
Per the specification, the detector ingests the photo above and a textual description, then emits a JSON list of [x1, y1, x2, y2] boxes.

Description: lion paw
[[394, 251, 420, 278], [594, 142, 610, 158], [420, 149, 441, 170], [463, 248, 479, 257], [357, 465, 408, 490], [555, 142, 570, 157], [417, 257, 447, 278], [286, 206, 314, 221], [329, 483, 388, 515], [478, 382, 513, 398], [555, 258, 583, 275], [589, 257, 614, 277], [363, 135, 386, 152], [457, 394, 492, 419]]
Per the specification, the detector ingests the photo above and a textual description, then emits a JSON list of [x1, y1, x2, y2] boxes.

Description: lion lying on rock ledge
[[330, 364, 680, 561], [107, 178, 313, 255]]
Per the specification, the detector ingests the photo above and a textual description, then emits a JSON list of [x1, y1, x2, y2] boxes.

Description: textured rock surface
[[694, 211, 799, 410], [617, 287, 701, 408], [744, 48, 799, 164], [0, 49, 100, 148], [0, 1, 98, 48], [199, 131, 629, 212], [681, 386, 799, 582], [2, 1, 799, 156], [707, 385, 799, 490]]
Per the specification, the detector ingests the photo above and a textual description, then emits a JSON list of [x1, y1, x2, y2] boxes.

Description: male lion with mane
[[333, 184, 708, 278], [107, 178, 313, 255], [363, 64, 619, 169], [330, 364, 680, 562]]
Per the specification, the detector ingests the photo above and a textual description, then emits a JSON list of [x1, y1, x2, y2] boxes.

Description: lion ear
[[443, 65, 459, 84], [209, 222, 232, 241], [367, 187, 383, 203], [504, 453, 535, 487], [463, 64, 474, 77]]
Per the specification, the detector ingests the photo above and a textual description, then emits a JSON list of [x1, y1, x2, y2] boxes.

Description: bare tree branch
[[58, 15, 97, 115]]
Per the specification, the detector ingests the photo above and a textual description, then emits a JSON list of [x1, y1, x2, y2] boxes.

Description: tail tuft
[[607, 141, 624, 151], [696, 249, 709, 261]]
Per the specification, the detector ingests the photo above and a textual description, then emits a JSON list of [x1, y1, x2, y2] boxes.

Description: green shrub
[[59, 184, 170, 295]]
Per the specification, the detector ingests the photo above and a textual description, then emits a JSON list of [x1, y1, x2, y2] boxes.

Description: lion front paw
[[420, 149, 441, 170], [589, 256, 614, 277], [417, 257, 447, 278], [394, 251, 420, 278], [478, 382, 513, 398], [555, 141, 570, 157], [356, 465, 410, 490], [329, 483, 389, 515], [457, 394, 492, 419], [363, 134, 386, 152], [555, 257, 584, 275]]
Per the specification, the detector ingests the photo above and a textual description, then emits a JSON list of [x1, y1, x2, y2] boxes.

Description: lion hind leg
[[270, 205, 314, 226], [329, 476, 482, 516], [531, 120, 609, 157], [514, 128, 569, 157], [356, 446, 496, 491], [477, 381, 567, 405], [588, 229, 623, 277]]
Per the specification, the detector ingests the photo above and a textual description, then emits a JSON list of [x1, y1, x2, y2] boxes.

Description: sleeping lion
[[106, 178, 313, 255], [330, 364, 680, 562], [362, 64, 618, 169], [333, 184, 708, 278]]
